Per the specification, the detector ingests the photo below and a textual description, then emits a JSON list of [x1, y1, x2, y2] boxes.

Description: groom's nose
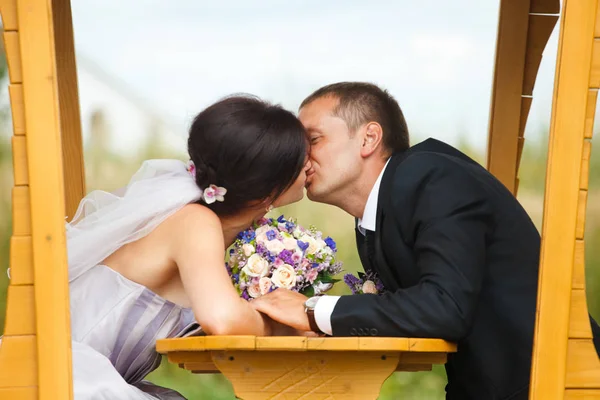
[[304, 158, 312, 171]]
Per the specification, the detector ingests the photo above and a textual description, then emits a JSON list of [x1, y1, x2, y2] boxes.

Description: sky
[[69, 0, 559, 153]]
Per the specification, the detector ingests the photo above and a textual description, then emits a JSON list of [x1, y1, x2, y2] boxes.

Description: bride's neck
[[220, 210, 265, 248]]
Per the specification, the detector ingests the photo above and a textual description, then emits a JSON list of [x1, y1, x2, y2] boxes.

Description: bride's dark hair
[[187, 94, 307, 216]]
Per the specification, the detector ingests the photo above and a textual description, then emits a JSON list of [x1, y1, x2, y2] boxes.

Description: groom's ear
[[360, 122, 384, 158]]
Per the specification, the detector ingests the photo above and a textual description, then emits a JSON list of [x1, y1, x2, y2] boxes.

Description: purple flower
[[241, 291, 250, 300], [278, 249, 294, 265], [343, 273, 362, 294], [256, 243, 267, 255], [277, 215, 287, 223], [266, 230, 277, 241], [297, 241, 309, 252], [324, 237, 336, 251]]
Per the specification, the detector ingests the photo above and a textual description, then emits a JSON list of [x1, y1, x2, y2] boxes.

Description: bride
[[67, 95, 311, 399]]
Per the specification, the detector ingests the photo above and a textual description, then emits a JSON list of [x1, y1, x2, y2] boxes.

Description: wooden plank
[[256, 336, 307, 351], [576, 190, 589, 240], [3, 31, 21, 84], [11, 135, 28, 186], [581, 140, 592, 189], [584, 90, 597, 139], [565, 389, 600, 399], [167, 351, 212, 364], [569, 289, 593, 339], [486, 0, 531, 194], [400, 352, 448, 365], [573, 240, 586, 289], [3, 285, 35, 335], [211, 351, 400, 399], [12, 186, 30, 236], [203, 336, 256, 350], [157, 337, 206, 353], [396, 363, 432, 372], [530, 0, 560, 14], [529, 1, 599, 399], [596, 0, 600, 38], [523, 14, 559, 96], [0, 0, 19, 31], [16, 0, 73, 397], [9, 84, 25, 136], [9, 235, 33, 285], [51, 0, 85, 221], [307, 337, 360, 351], [517, 136, 526, 169], [565, 339, 600, 388], [590, 40, 600, 88], [0, 335, 37, 387], [0, 387, 37, 400], [408, 338, 457, 352], [519, 97, 533, 139]]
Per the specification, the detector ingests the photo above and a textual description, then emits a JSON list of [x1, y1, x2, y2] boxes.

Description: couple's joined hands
[[252, 288, 320, 337]]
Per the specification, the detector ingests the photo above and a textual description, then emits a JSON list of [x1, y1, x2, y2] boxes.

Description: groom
[[251, 82, 599, 400]]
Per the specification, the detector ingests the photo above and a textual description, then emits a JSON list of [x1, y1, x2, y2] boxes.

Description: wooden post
[[529, 0, 599, 398], [16, 0, 74, 398]]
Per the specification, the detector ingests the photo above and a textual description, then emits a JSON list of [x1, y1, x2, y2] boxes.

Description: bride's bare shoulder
[[166, 203, 222, 234]]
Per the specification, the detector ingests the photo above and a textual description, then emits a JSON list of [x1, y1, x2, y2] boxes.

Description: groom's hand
[[250, 289, 311, 332]]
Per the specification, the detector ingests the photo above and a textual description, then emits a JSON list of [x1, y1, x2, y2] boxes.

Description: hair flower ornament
[[203, 184, 227, 204], [186, 160, 196, 177]]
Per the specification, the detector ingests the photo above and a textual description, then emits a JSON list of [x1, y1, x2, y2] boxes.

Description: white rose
[[265, 239, 285, 255], [271, 264, 297, 289], [242, 244, 255, 257], [254, 226, 271, 244], [283, 237, 299, 251], [242, 254, 269, 277], [299, 235, 319, 255], [259, 277, 273, 295], [315, 239, 327, 252], [362, 280, 378, 294], [247, 282, 261, 298], [292, 227, 303, 239], [255, 225, 271, 237]]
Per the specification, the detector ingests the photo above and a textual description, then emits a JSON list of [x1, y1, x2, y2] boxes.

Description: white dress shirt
[[314, 159, 390, 335]]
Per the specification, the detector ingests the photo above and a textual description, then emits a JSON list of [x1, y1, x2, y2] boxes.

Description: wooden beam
[[529, 0, 599, 398], [486, 0, 531, 194], [16, 0, 73, 398], [51, 0, 85, 221]]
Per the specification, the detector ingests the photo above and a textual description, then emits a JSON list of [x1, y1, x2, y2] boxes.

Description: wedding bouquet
[[343, 271, 385, 295], [226, 215, 343, 300]]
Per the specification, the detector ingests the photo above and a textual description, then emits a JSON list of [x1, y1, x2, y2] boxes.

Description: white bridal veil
[[66, 159, 202, 282]]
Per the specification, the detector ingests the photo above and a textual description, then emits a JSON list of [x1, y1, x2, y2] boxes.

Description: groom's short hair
[[300, 82, 410, 154]]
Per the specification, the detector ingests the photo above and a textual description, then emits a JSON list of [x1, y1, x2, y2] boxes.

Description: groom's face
[[299, 96, 362, 204]]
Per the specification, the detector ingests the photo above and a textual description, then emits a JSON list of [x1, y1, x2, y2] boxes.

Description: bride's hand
[[263, 315, 319, 337]]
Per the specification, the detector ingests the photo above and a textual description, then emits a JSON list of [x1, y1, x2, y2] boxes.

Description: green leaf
[[319, 275, 340, 284], [301, 286, 315, 297]]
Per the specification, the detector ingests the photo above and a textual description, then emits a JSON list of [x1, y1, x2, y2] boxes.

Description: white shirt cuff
[[314, 295, 340, 336]]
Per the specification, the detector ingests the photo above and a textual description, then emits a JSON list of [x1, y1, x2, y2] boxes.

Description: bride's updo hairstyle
[[187, 95, 308, 217]]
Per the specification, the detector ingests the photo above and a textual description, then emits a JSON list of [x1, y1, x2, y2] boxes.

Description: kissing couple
[[66, 81, 599, 400]]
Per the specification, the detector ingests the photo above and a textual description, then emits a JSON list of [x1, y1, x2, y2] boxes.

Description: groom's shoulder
[[391, 138, 482, 176]]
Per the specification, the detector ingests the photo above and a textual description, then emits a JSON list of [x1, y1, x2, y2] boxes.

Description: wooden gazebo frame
[[0, 0, 598, 399]]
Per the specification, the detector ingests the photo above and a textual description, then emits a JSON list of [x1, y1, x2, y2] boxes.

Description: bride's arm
[[170, 205, 271, 336]]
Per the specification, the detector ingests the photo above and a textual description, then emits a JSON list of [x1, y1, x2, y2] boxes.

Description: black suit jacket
[[331, 138, 543, 399]]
